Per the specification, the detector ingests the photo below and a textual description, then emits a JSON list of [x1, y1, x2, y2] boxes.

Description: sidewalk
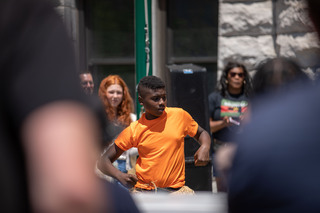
[[132, 192, 227, 213], [131, 177, 226, 213]]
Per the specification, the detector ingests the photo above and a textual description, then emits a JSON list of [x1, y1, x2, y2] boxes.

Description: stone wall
[[218, 0, 320, 79]]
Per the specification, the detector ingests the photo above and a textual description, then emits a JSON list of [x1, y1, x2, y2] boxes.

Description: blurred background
[[54, 0, 319, 107]]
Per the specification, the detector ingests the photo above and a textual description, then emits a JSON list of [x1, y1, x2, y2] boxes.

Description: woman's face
[[106, 84, 123, 108], [227, 67, 245, 91]]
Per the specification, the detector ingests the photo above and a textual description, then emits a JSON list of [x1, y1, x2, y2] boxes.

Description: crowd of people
[[82, 53, 313, 198], [2, 0, 320, 212]]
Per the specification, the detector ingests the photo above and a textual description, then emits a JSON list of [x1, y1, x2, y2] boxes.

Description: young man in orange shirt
[[98, 76, 211, 191]]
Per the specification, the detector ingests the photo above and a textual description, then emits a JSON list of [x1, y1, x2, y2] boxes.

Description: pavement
[[132, 192, 227, 213], [131, 177, 227, 213]]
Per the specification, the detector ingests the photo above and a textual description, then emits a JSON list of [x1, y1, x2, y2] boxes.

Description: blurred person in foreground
[[80, 71, 95, 95], [215, 57, 311, 197], [0, 0, 109, 212], [225, 4, 320, 211], [251, 57, 310, 100]]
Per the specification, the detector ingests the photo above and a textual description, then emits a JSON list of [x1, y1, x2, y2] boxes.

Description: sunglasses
[[229, 72, 244, 78]]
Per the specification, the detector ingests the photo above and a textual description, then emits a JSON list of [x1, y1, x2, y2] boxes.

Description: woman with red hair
[[99, 75, 135, 127], [98, 75, 137, 181]]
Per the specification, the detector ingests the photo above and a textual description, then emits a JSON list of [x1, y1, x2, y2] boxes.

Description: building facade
[[53, 0, 319, 104]]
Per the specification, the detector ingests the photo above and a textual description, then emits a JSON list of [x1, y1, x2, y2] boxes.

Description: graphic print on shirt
[[220, 98, 248, 118]]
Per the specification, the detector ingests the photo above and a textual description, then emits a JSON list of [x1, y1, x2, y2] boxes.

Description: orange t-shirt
[[115, 107, 198, 190]]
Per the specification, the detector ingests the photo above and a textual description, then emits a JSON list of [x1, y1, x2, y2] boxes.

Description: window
[[83, 0, 135, 96], [81, 0, 219, 101]]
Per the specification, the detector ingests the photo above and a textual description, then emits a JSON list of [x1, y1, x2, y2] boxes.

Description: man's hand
[[194, 146, 210, 166], [116, 173, 138, 188], [193, 126, 211, 166]]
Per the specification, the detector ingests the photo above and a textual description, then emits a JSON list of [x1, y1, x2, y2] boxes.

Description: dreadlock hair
[[219, 61, 252, 97], [98, 75, 134, 127], [137, 76, 165, 97]]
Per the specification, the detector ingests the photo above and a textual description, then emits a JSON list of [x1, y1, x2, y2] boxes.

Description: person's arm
[[214, 143, 237, 181], [22, 101, 108, 213], [210, 116, 233, 133], [97, 143, 138, 188], [193, 126, 211, 166], [208, 93, 232, 133]]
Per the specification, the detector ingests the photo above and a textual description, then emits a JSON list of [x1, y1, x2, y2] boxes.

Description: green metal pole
[[135, 0, 152, 118], [147, 0, 152, 77]]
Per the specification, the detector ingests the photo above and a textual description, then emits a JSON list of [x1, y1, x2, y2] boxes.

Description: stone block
[[276, 0, 314, 34], [218, 35, 276, 71], [219, 1, 272, 36], [277, 32, 320, 68]]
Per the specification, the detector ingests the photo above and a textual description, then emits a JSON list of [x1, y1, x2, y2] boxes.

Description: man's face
[[80, 73, 94, 95], [139, 87, 167, 120]]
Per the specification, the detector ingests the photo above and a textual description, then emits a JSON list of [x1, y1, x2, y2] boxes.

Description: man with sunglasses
[[208, 61, 252, 192]]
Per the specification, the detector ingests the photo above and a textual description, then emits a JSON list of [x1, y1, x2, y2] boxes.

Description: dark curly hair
[[137, 76, 165, 96], [219, 61, 252, 97]]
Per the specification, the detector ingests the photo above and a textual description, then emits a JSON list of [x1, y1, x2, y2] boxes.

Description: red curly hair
[[98, 75, 134, 127]]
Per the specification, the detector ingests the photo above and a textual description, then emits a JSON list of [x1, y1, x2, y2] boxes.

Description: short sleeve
[[183, 110, 198, 137], [114, 125, 134, 151], [208, 92, 217, 119]]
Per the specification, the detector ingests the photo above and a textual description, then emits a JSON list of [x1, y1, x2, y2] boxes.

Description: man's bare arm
[[98, 143, 138, 188], [193, 126, 211, 166]]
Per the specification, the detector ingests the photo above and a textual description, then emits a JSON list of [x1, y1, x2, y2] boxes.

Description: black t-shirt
[[0, 0, 89, 211], [208, 91, 249, 141]]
